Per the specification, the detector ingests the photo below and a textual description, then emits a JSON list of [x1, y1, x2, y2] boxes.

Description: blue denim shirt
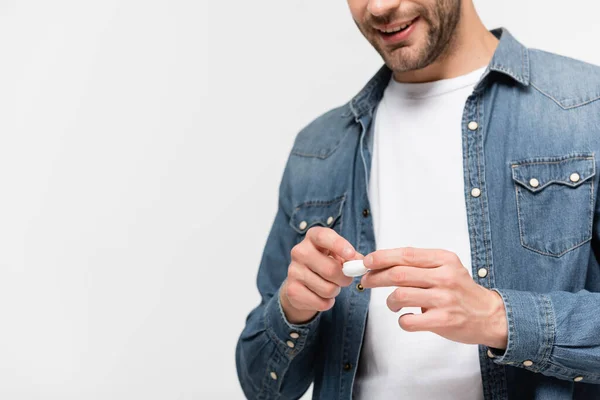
[[236, 28, 600, 399]]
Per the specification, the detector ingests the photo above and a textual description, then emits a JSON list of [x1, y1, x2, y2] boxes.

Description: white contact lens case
[[342, 260, 369, 277]]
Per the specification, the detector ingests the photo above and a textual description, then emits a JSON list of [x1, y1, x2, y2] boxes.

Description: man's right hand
[[280, 227, 362, 324]]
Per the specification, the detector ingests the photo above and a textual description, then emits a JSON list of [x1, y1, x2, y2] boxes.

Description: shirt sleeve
[[488, 286, 600, 384], [235, 170, 322, 399]]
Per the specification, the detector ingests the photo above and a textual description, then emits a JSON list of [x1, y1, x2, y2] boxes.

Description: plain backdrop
[[1, 1, 600, 399]]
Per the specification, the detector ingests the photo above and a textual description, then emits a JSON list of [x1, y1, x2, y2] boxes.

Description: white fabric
[[353, 67, 487, 400]]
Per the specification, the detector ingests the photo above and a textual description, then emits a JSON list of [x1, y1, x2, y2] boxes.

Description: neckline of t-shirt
[[385, 66, 487, 99]]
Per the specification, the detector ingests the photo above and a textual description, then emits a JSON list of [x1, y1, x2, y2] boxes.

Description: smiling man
[[236, 1, 600, 399]]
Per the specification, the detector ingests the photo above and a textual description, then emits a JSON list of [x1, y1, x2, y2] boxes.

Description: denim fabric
[[236, 28, 600, 399]]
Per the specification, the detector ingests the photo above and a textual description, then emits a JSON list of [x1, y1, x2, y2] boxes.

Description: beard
[[357, 0, 462, 72]]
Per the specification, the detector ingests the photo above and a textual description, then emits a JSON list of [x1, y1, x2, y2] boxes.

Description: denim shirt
[[236, 28, 600, 399]]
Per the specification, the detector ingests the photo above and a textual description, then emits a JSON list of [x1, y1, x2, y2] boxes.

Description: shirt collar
[[349, 27, 530, 120]]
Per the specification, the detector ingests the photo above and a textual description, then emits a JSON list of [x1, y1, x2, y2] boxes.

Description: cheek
[[346, 0, 367, 22]]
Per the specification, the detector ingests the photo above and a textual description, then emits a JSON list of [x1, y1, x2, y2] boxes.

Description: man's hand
[[361, 247, 508, 349], [280, 227, 362, 325]]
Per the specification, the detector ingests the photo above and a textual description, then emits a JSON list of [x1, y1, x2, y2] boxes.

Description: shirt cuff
[[487, 289, 555, 372], [263, 288, 321, 358]]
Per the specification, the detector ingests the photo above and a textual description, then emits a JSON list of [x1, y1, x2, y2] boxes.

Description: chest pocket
[[289, 195, 346, 238], [511, 154, 596, 257]]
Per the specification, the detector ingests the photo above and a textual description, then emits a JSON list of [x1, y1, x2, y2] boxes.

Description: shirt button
[[529, 178, 540, 188], [299, 221, 308, 230], [356, 283, 364, 292], [286, 340, 295, 349], [468, 121, 479, 131], [290, 332, 300, 339], [362, 209, 370, 218], [326, 216, 334, 225], [570, 173, 580, 183], [471, 188, 481, 198], [486, 349, 495, 358], [574, 376, 584, 382], [477, 268, 488, 278], [343, 363, 352, 371], [523, 360, 534, 367], [270, 371, 278, 380]]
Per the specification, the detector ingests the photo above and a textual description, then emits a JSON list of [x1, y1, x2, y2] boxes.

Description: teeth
[[382, 22, 411, 33]]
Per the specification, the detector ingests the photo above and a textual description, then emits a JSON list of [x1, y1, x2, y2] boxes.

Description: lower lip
[[379, 17, 419, 45]]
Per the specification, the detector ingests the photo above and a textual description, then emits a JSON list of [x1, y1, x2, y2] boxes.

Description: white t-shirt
[[353, 67, 487, 400]]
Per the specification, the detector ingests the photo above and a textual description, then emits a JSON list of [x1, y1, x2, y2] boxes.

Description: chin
[[383, 48, 425, 72]]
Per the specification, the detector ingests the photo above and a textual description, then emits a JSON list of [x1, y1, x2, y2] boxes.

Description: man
[[236, 0, 600, 399]]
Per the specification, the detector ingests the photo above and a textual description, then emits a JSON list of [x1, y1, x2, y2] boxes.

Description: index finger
[[364, 247, 449, 270], [306, 227, 356, 260]]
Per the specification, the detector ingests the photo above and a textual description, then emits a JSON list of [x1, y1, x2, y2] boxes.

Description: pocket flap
[[290, 195, 346, 234], [511, 154, 596, 193]]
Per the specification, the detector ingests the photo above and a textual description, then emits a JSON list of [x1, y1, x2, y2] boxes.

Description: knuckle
[[290, 244, 306, 261], [307, 226, 319, 238], [314, 228, 327, 244], [323, 283, 340, 298], [370, 251, 381, 266], [444, 251, 460, 264], [332, 237, 343, 252], [391, 268, 407, 285], [317, 298, 334, 312], [434, 290, 453, 306], [286, 281, 301, 300], [320, 264, 337, 281], [436, 269, 455, 288], [287, 262, 302, 281], [402, 247, 416, 262], [441, 312, 454, 327]]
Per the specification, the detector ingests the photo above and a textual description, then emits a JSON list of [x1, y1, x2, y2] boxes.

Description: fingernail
[[364, 255, 373, 267], [343, 246, 354, 259]]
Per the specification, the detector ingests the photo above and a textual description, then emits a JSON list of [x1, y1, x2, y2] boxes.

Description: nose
[[367, 0, 402, 17]]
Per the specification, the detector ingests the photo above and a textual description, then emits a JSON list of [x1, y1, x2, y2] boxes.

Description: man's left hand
[[361, 247, 508, 349]]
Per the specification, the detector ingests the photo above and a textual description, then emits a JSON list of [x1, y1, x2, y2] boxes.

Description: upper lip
[[375, 16, 418, 33]]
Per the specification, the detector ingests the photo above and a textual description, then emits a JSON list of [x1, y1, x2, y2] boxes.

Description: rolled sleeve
[[487, 289, 555, 372], [264, 288, 321, 357]]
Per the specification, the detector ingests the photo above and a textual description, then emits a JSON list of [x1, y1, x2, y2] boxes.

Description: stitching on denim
[[514, 179, 594, 193], [463, 98, 479, 278], [512, 154, 595, 256], [540, 295, 555, 371], [546, 360, 600, 380], [515, 179, 593, 257], [261, 306, 295, 399], [515, 185, 527, 252], [339, 196, 344, 238], [293, 195, 347, 210], [511, 155, 595, 190], [502, 292, 516, 362], [513, 178, 594, 193], [264, 303, 295, 358], [538, 294, 550, 372], [475, 96, 492, 288], [522, 47, 530, 83], [290, 151, 330, 159], [589, 179, 595, 241], [530, 81, 600, 110], [290, 194, 347, 234], [521, 237, 591, 258], [291, 130, 352, 160], [511, 156, 594, 166], [340, 288, 355, 398]]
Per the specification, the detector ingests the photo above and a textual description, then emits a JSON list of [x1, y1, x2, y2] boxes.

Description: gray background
[[1, 1, 598, 399]]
